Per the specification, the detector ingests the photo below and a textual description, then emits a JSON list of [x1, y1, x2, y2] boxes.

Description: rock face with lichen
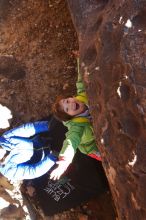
[[0, 1, 115, 219], [67, 0, 146, 219], [1, 0, 146, 219]]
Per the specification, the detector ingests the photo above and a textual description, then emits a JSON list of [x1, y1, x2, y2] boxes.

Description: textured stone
[[67, 0, 146, 219]]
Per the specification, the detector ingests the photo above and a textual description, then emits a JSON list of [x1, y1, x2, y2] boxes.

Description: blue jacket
[[0, 121, 57, 181]]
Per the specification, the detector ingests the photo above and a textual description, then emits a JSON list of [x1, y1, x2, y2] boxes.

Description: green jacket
[[60, 59, 98, 158]]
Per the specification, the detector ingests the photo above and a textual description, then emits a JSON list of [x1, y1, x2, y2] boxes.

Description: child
[[0, 120, 57, 182], [50, 58, 101, 180]]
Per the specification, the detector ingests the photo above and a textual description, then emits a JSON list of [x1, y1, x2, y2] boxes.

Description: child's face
[[59, 97, 86, 116]]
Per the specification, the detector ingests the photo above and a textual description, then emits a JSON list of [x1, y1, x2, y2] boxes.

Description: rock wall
[[0, 1, 116, 219], [67, 0, 146, 219]]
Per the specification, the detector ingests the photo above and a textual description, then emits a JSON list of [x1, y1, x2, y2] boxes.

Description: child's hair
[[52, 96, 74, 122]]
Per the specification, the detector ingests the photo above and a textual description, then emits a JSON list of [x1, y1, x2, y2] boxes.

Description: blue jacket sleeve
[[0, 154, 57, 181], [0, 121, 49, 151], [3, 121, 49, 139]]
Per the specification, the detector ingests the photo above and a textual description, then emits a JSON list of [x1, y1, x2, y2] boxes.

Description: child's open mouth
[[75, 103, 80, 110]]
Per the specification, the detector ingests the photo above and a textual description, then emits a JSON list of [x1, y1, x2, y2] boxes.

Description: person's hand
[[50, 158, 71, 180]]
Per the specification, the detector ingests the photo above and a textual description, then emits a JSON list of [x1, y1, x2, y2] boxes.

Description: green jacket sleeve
[[76, 58, 85, 94], [59, 123, 84, 161]]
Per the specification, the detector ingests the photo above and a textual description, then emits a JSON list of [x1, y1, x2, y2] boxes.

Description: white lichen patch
[[124, 75, 128, 79], [128, 152, 137, 167], [95, 66, 100, 71], [101, 138, 104, 144], [119, 16, 123, 24], [125, 19, 132, 28], [117, 82, 122, 98]]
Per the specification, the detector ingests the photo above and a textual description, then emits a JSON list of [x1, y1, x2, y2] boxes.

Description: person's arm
[[76, 58, 85, 94], [60, 124, 84, 157], [0, 121, 50, 151], [3, 121, 49, 139], [50, 124, 84, 180], [1, 154, 57, 181]]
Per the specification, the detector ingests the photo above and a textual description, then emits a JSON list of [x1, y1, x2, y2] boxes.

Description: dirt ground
[[0, 0, 117, 219], [0, 0, 78, 126]]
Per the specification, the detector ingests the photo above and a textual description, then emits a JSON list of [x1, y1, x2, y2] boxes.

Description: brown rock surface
[[2, 0, 145, 219], [67, 0, 146, 219], [0, 0, 115, 219]]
